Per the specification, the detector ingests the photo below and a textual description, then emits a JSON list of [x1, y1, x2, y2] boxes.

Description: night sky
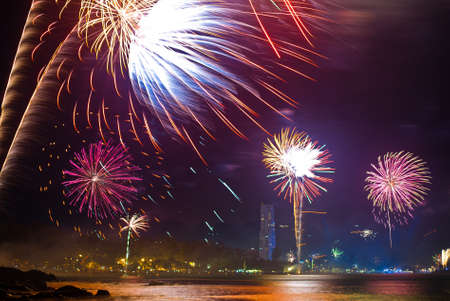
[[0, 0, 449, 268]]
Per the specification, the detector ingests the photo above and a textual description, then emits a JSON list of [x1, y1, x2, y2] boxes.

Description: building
[[277, 224, 290, 249], [259, 203, 276, 260]]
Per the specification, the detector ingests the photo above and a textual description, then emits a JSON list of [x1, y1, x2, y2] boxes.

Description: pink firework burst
[[365, 151, 431, 219], [63, 141, 142, 219], [365, 151, 431, 247]]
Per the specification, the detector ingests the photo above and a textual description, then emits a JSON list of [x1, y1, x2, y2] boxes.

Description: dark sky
[[1, 0, 449, 268]]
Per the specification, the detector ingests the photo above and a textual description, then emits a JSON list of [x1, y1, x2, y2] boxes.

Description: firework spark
[[78, 0, 156, 77], [442, 249, 450, 270], [120, 213, 149, 237], [287, 250, 295, 263], [263, 128, 334, 271], [128, 0, 323, 144], [252, 0, 324, 56], [433, 253, 442, 268], [0, 0, 325, 193], [75, 0, 323, 145], [350, 229, 377, 240], [218, 178, 241, 203], [263, 128, 334, 203], [331, 247, 343, 259], [365, 151, 431, 247], [62, 141, 142, 219], [76, 0, 321, 73], [120, 213, 149, 273]]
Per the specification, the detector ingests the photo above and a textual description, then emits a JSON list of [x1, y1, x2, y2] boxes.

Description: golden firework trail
[[0, 0, 56, 168], [263, 128, 334, 272]]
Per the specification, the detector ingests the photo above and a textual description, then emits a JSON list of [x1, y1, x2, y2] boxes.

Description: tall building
[[259, 203, 276, 260]]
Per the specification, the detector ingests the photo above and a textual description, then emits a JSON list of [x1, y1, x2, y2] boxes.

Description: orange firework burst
[[263, 128, 334, 203]]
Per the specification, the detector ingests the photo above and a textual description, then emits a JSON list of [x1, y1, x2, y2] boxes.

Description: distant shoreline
[[52, 272, 450, 283]]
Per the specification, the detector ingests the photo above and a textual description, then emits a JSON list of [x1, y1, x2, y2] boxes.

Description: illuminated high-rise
[[258, 203, 276, 260]]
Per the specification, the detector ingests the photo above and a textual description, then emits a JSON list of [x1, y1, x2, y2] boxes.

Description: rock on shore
[[0, 267, 109, 299]]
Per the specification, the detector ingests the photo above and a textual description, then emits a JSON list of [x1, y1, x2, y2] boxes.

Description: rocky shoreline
[[0, 267, 109, 300]]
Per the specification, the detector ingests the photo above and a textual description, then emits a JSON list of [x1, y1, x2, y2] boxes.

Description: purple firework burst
[[364, 151, 431, 248], [365, 151, 431, 225], [63, 141, 142, 219]]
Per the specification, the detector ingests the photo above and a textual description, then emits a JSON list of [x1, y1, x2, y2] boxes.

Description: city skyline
[[0, 0, 449, 271]]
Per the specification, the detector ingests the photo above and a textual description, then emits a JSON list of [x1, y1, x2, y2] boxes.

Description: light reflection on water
[[48, 275, 450, 301]]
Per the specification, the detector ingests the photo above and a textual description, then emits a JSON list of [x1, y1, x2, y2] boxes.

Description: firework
[[0, 0, 324, 192], [331, 247, 343, 259], [75, 0, 323, 146], [62, 141, 142, 219], [365, 151, 431, 248], [120, 213, 149, 237], [218, 178, 241, 203], [128, 0, 321, 144], [34, 121, 168, 240], [254, 0, 319, 55], [442, 249, 450, 270], [350, 229, 377, 240], [213, 210, 225, 223], [78, 0, 156, 78], [77, 0, 321, 69], [120, 214, 149, 273], [432, 253, 441, 268], [263, 128, 334, 271], [287, 250, 295, 263]]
